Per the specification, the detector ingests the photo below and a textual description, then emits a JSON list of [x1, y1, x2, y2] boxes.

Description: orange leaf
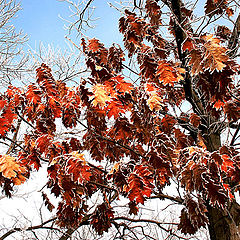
[[91, 84, 111, 108], [0, 155, 26, 180], [203, 35, 228, 72], [88, 38, 101, 52], [0, 99, 7, 109], [188, 50, 203, 75], [107, 100, 126, 119], [213, 99, 225, 110], [113, 76, 133, 94], [147, 94, 162, 111], [156, 60, 184, 86], [67, 152, 91, 183], [221, 154, 233, 172]]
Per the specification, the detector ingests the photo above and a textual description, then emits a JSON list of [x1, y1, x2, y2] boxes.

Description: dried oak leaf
[[56, 200, 87, 228], [128, 201, 139, 215], [36, 134, 53, 153], [127, 165, 154, 204], [174, 129, 191, 149], [203, 35, 228, 72], [145, 0, 162, 27], [26, 84, 42, 105], [161, 115, 176, 134], [188, 49, 204, 75], [156, 60, 185, 86], [42, 192, 55, 212], [178, 208, 198, 234], [106, 100, 126, 119], [216, 25, 231, 41], [205, 176, 228, 207], [0, 155, 26, 183], [0, 107, 17, 136], [205, 0, 233, 17], [66, 152, 92, 184], [114, 75, 133, 94], [90, 84, 111, 108], [189, 113, 201, 128], [182, 38, 195, 52], [88, 38, 101, 52], [147, 94, 162, 111], [91, 203, 114, 235], [224, 101, 240, 122]]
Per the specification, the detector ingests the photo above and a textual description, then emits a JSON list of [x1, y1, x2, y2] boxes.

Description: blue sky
[[13, 0, 123, 50]]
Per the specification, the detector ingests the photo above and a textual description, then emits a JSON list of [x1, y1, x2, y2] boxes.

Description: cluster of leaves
[[1, 0, 240, 238]]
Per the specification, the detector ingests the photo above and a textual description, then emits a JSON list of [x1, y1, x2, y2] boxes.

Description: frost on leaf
[[178, 196, 208, 235], [188, 35, 228, 75], [205, 0, 233, 17], [66, 152, 92, 184], [126, 165, 154, 204], [91, 84, 111, 108], [188, 50, 204, 75], [0, 155, 26, 185], [156, 60, 185, 86], [147, 94, 162, 111], [145, 83, 162, 111], [203, 35, 228, 72]]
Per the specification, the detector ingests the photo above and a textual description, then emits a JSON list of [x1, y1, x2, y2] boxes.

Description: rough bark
[[205, 198, 240, 240], [205, 133, 240, 240], [207, 203, 240, 240], [168, 0, 240, 238]]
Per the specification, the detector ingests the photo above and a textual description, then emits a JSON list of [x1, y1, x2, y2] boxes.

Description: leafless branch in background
[[0, 0, 29, 87], [27, 43, 88, 85]]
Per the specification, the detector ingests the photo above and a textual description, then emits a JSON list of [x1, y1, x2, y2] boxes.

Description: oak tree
[[1, 0, 240, 239]]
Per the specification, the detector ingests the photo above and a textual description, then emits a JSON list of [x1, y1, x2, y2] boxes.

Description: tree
[[1, 0, 240, 239], [0, 0, 28, 87]]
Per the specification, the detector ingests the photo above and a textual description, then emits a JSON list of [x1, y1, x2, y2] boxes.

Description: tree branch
[[77, 119, 146, 159], [59, 215, 90, 240], [112, 217, 185, 239], [0, 217, 57, 240], [150, 193, 184, 204], [228, 13, 240, 57], [230, 122, 240, 146], [77, 0, 94, 31], [6, 118, 21, 154]]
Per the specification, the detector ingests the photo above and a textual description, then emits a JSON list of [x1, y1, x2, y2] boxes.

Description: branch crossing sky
[[13, 0, 122, 50]]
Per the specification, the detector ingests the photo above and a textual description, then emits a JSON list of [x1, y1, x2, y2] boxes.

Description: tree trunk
[[168, 0, 240, 237], [207, 203, 240, 240], [205, 133, 240, 240]]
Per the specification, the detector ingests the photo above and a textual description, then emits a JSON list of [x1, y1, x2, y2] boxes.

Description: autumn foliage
[[1, 0, 240, 239]]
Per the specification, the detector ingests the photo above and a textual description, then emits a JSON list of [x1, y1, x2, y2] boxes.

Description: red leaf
[[66, 152, 92, 184], [88, 38, 102, 52], [182, 38, 195, 52], [114, 76, 133, 94], [107, 100, 126, 119], [127, 165, 154, 204]]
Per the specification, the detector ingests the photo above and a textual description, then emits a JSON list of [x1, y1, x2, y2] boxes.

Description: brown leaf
[[189, 113, 201, 128]]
